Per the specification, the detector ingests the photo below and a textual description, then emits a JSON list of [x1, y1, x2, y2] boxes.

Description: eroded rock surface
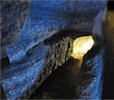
[[1, 0, 108, 99], [74, 46, 105, 99], [1, 0, 31, 46], [1, 36, 73, 99], [6, 0, 107, 63]]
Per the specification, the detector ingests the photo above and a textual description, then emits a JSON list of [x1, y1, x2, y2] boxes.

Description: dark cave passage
[[30, 36, 94, 99], [29, 2, 114, 99], [30, 57, 81, 99]]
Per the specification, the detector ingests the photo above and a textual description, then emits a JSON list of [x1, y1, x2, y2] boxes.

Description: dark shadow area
[[82, 45, 102, 63], [102, 2, 114, 99], [0, 84, 7, 100], [44, 29, 91, 45], [107, 0, 114, 10], [102, 51, 114, 99], [30, 57, 81, 99], [1, 56, 10, 70]]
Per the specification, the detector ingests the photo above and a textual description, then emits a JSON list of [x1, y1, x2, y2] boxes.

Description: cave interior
[[0, 0, 114, 99]]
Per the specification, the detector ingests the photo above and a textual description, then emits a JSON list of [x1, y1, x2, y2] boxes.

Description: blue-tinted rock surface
[[1, 37, 73, 99], [1, 43, 49, 99], [1, 0, 31, 46], [6, 0, 107, 63], [1, 0, 107, 99], [74, 46, 105, 99]]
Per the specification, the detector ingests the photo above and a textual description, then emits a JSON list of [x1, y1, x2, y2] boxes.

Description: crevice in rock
[[30, 35, 105, 99]]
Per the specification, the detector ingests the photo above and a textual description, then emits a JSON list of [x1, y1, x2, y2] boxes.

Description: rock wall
[[1, 0, 31, 47], [44, 37, 73, 73], [6, 0, 107, 63], [1, 0, 108, 99], [1, 36, 73, 99], [74, 46, 105, 99]]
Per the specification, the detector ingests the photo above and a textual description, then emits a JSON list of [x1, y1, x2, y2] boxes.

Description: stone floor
[[30, 36, 105, 99], [30, 57, 81, 99]]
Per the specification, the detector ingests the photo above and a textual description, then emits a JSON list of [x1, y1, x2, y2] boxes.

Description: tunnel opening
[[71, 35, 94, 62], [30, 35, 94, 99]]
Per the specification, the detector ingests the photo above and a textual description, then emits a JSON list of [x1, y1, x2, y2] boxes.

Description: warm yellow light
[[71, 36, 94, 59]]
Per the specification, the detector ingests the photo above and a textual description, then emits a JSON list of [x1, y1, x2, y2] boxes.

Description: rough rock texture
[[1, 36, 73, 99], [1, 0, 107, 99], [44, 37, 73, 71], [74, 46, 105, 99], [0, 0, 31, 47], [6, 0, 107, 63], [29, 57, 81, 99], [29, 38, 105, 99]]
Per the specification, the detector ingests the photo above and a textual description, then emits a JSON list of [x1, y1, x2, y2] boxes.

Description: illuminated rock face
[[70, 35, 105, 99], [71, 36, 94, 59]]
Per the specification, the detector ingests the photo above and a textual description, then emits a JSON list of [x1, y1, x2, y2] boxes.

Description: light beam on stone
[[71, 35, 94, 59]]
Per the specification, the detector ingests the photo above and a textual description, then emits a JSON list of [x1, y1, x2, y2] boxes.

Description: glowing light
[[71, 35, 94, 59]]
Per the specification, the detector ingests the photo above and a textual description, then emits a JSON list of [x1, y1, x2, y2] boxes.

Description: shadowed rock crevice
[[29, 36, 105, 99], [29, 57, 81, 99]]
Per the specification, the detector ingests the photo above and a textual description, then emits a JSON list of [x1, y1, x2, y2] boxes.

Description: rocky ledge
[[1, 36, 73, 99]]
